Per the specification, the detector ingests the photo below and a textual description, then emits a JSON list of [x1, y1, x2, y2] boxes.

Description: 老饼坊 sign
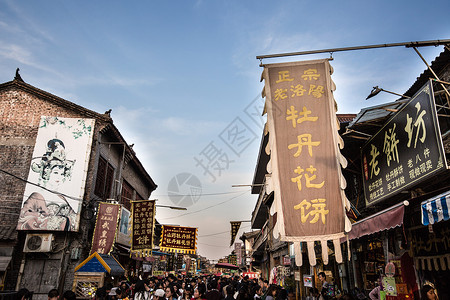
[[361, 81, 447, 206]]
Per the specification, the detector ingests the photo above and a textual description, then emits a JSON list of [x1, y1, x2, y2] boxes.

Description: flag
[[230, 221, 241, 246], [90, 202, 121, 255], [131, 200, 155, 257], [261, 59, 351, 266]]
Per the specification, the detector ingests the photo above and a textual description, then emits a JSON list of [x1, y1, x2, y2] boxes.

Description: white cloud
[[3, 0, 55, 43]]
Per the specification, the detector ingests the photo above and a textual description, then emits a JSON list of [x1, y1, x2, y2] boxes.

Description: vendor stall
[[72, 252, 125, 299]]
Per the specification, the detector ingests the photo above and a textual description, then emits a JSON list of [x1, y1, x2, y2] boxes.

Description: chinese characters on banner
[[90, 203, 121, 255], [362, 81, 447, 206], [234, 242, 242, 265], [159, 225, 197, 254], [131, 200, 155, 257], [228, 254, 237, 265], [262, 59, 350, 266], [230, 221, 241, 246]]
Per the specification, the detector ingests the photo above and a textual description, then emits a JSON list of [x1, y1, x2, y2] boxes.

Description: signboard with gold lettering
[[159, 225, 197, 254], [361, 81, 447, 206], [90, 202, 120, 255], [262, 59, 350, 266], [131, 200, 155, 257], [230, 221, 241, 246]]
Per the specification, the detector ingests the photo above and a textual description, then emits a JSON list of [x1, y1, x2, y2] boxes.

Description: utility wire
[[154, 191, 246, 197], [1, 168, 249, 202], [0, 168, 82, 201], [197, 242, 228, 248], [198, 230, 230, 237], [199, 225, 251, 238], [159, 190, 249, 220]]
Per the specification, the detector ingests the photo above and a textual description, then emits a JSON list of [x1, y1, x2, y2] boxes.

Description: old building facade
[[0, 72, 157, 298], [246, 47, 450, 298]]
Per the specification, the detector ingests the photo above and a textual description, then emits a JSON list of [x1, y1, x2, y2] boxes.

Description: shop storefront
[[410, 191, 450, 299], [346, 201, 417, 298]]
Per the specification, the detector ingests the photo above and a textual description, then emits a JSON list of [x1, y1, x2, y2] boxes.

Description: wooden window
[[94, 156, 115, 200], [121, 180, 133, 210]]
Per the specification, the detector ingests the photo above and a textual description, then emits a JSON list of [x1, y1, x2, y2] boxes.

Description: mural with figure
[[17, 116, 95, 232]]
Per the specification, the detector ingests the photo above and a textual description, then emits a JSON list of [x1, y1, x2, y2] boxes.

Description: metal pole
[[412, 47, 450, 102], [256, 39, 450, 60], [232, 184, 265, 187], [379, 88, 410, 99]]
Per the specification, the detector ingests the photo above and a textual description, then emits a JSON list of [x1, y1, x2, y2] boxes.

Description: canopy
[[421, 191, 450, 225], [75, 252, 125, 276], [215, 262, 239, 270], [346, 201, 407, 241]]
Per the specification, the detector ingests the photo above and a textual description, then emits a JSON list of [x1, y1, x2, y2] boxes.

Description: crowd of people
[[12, 273, 439, 300], [91, 274, 288, 300]]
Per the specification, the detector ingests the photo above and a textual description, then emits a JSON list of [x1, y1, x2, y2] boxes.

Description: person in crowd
[[115, 288, 125, 300], [96, 287, 108, 300], [420, 285, 437, 300], [109, 288, 119, 300], [121, 282, 130, 299], [180, 282, 186, 296], [134, 280, 150, 300], [224, 285, 235, 300], [48, 289, 59, 300], [16, 289, 32, 300], [182, 285, 193, 300], [265, 285, 278, 300], [205, 280, 222, 300], [147, 279, 155, 294], [369, 278, 383, 300], [165, 285, 178, 300], [62, 291, 76, 300], [152, 289, 165, 300], [305, 288, 319, 300], [252, 285, 263, 300], [274, 288, 287, 300], [105, 283, 114, 300], [261, 281, 269, 295], [193, 285, 207, 300], [318, 272, 329, 300]]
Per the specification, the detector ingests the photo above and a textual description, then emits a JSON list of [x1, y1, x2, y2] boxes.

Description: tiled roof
[[0, 79, 111, 122], [337, 114, 356, 123], [0, 225, 17, 241], [404, 47, 450, 97]]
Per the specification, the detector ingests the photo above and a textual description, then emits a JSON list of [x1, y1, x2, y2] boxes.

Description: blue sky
[[1, 0, 449, 260]]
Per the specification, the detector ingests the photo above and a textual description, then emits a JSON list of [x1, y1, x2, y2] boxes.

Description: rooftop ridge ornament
[[14, 68, 24, 82]]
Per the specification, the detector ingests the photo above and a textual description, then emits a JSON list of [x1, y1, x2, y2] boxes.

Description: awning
[[414, 254, 450, 271], [215, 262, 240, 270], [75, 252, 125, 276], [421, 191, 450, 225], [347, 201, 408, 240]]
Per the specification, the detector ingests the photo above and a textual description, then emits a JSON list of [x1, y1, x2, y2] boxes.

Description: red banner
[[160, 225, 197, 254], [90, 203, 121, 255], [131, 200, 155, 257]]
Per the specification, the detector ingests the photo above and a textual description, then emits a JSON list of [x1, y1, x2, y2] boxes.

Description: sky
[[1, 0, 449, 261]]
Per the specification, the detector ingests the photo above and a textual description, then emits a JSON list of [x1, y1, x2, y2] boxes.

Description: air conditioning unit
[[23, 233, 54, 253]]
